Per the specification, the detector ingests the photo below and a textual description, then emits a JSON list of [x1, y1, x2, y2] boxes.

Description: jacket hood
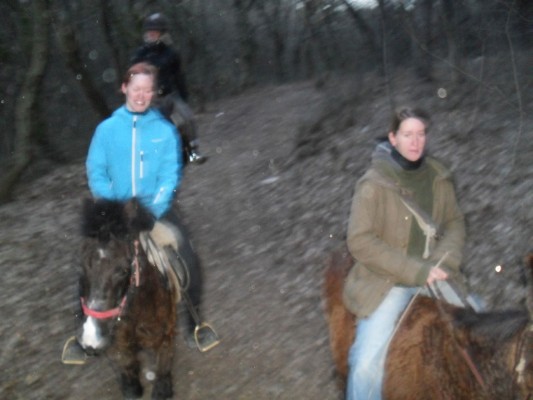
[[366, 140, 451, 186], [370, 140, 408, 179]]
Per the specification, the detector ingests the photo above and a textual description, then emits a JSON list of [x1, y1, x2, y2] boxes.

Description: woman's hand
[[426, 266, 448, 285]]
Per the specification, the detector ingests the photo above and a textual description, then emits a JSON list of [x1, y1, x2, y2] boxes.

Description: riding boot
[[187, 143, 207, 165], [161, 245, 218, 351], [182, 304, 201, 348]]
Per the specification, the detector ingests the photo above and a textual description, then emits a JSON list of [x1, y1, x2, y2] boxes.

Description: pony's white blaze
[[98, 248, 107, 259], [80, 317, 104, 349]]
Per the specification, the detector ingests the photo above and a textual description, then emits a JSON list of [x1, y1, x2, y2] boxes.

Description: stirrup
[[193, 322, 220, 352], [61, 336, 88, 365]]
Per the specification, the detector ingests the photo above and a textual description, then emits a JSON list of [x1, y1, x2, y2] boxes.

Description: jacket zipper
[[131, 115, 137, 196], [140, 151, 144, 179]]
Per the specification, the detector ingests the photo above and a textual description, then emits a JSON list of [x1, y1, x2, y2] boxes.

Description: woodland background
[[0, 0, 531, 197], [0, 1, 531, 399]]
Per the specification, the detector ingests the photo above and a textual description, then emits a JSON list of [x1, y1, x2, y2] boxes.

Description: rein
[[427, 283, 488, 391], [81, 240, 142, 320], [514, 323, 533, 399]]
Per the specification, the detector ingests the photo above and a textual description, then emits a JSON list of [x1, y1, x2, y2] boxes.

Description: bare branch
[[0, 0, 50, 203], [502, 0, 524, 177]]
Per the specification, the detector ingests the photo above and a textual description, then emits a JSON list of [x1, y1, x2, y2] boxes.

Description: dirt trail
[[1, 78, 531, 399]]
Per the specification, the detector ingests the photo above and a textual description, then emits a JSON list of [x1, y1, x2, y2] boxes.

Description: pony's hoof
[[152, 373, 173, 400], [121, 378, 143, 399]]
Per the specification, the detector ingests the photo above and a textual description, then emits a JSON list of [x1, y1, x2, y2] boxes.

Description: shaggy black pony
[[77, 198, 177, 400]]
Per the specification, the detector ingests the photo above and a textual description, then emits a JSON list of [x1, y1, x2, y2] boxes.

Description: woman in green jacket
[[343, 107, 467, 400]]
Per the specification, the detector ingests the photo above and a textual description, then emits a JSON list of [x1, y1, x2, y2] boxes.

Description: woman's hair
[[389, 107, 430, 134], [122, 62, 158, 86]]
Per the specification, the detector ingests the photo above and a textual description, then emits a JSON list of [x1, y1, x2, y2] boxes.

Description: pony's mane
[[82, 199, 129, 241], [81, 198, 155, 242], [452, 307, 529, 342]]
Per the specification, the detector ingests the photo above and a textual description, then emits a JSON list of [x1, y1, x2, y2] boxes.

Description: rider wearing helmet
[[131, 12, 206, 164]]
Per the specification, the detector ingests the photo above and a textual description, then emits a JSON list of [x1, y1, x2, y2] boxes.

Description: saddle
[[140, 221, 220, 352]]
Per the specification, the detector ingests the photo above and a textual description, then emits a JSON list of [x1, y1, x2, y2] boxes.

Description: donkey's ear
[[526, 254, 533, 318]]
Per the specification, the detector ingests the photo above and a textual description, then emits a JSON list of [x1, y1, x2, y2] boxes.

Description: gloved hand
[[426, 266, 448, 285], [128, 202, 156, 231]]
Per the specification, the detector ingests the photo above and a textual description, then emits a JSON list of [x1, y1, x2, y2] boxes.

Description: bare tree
[[377, 0, 394, 111], [401, 0, 434, 80], [341, 0, 380, 66], [233, 0, 259, 90], [0, 0, 50, 203], [98, 0, 129, 76], [54, 1, 111, 118], [440, 0, 464, 83], [296, 0, 324, 79], [257, 0, 288, 82]]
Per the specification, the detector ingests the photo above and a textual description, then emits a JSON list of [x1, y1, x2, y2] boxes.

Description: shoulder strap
[[368, 169, 439, 259], [399, 197, 438, 259]]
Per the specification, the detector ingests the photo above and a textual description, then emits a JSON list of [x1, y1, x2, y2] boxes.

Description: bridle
[[427, 283, 489, 391], [80, 240, 142, 321], [514, 323, 533, 400], [430, 283, 533, 399], [81, 295, 127, 319]]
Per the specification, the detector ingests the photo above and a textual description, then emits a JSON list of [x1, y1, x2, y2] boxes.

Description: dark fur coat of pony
[[76, 198, 179, 400], [323, 249, 533, 400]]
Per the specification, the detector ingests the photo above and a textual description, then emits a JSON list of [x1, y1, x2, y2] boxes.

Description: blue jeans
[[346, 286, 419, 400]]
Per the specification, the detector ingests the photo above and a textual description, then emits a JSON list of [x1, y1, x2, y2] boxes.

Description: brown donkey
[[323, 249, 533, 399]]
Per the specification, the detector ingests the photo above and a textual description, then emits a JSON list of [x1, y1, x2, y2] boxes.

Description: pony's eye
[[115, 265, 130, 279]]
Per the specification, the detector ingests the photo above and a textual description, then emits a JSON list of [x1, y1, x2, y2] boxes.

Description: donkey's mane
[[452, 307, 529, 342]]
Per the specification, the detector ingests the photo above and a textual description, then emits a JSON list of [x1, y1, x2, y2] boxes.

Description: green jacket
[[342, 143, 466, 318]]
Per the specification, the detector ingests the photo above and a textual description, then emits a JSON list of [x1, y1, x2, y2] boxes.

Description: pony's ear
[[125, 198, 155, 232], [82, 198, 128, 240], [81, 198, 98, 237]]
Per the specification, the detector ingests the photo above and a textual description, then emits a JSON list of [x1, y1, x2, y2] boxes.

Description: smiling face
[[388, 117, 427, 162], [143, 30, 162, 43], [121, 73, 155, 113]]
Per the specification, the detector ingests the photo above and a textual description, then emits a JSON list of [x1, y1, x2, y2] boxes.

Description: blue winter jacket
[[86, 105, 182, 219]]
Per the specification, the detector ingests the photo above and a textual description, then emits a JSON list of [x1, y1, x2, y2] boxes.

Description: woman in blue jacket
[[63, 63, 215, 360], [86, 62, 181, 219]]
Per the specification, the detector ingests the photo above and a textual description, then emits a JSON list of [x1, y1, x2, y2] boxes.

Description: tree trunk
[[99, 0, 127, 75], [341, 0, 380, 66], [0, 0, 50, 204], [258, 0, 287, 82], [441, 0, 463, 83], [233, 0, 258, 91], [402, 0, 434, 81], [55, 6, 111, 118], [377, 0, 394, 111]]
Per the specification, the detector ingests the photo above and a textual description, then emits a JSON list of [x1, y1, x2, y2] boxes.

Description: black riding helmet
[[143, 13, 168, 32]]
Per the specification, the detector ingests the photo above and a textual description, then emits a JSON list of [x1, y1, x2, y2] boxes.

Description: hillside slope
[[0, 77, 531, 399]]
